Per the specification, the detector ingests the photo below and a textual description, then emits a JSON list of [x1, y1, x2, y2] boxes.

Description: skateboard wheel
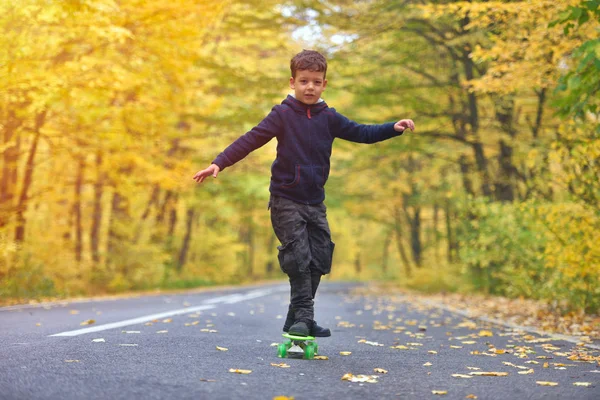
[[284, 339, 292, 349], [304, 344, 315, 360], [277, 343, 287, 358]]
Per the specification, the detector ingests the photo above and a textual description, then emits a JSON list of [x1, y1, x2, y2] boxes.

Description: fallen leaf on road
[[119, 344, 138, 346], [469, 372, 509, 377], [69, 310, 79, 315], [452, 374, 473, 379], [216, 346, 228, 351], [199, 378, 216, 382], [374, 368, 388, 374], [64, 360, 80, 363], [462, 341, 477, 344], [450, 345, 463, 349], [465, 395, 477, 399], [466, 367, 480, 370], [122, 331, 140, 334], [156, 330, 168, 334], [423, 362, 433, 367], [340, 351, 352, 356], [314, 355, 329, 360], [478, 330, 493, 337], [229, 369, 252, 374], [92, 338, 105, 343], [428, 350, 438, 354], [358, 340, 384, 346], [271, 363, 290, 368], [391, 345, 409, 350], [572, 382, 592, 387], [341, 373, 378, 383], [518, 369, 534, 375], [162, 318, 172, 323], [80, 319, 95, 326], [36, 323, 42, 326], [431, 390, 447, 395], [536, 381, 558, 386], [273, 397, 294, 400]]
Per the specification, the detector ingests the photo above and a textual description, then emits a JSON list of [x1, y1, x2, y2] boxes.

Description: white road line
[[49, 304, 216, 337], [49, 287, 282, 337]]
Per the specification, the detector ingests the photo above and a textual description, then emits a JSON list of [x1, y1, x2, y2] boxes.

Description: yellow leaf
[[518, 369, 534, 375], [478, 330, 493, 337], [273, 397, 294, 400], [392, 345, 409, 350], [428, 350, 438, 354], [452, 374, 473, 379], [69, 310, 80, 315], [64, 360, 80, 363], [450, 345, 463, 349], [216, 346, 228, 351], [423, 362, 433, 366], [80, 319, 95, 326], [271, 363, 290, 368], [156, 330, 168, 334], [536, 381, 558, 386], [465, 395, 477, 399], [374, 368, 388, 374], [162, 318, 172, 323], [340, 351, 352, 356], [229, 369, 252, 374], [314, 355, 329, 360], [469, 372, 509, 377], [543, 362, 549, 368], [572, 382, 592, 387], [341, 373, 379, 383], [432, 390, 448, 395], [461, 341, 477, 344]]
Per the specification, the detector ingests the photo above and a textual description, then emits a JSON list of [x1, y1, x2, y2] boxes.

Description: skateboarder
[[194, 50, 415, 338]]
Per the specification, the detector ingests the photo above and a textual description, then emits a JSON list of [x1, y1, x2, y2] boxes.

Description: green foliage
[[553, 1, 600, 125]]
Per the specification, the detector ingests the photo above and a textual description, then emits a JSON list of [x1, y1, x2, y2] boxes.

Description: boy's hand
[[193, 164, 220, 183], [394, 119, 415, 133]]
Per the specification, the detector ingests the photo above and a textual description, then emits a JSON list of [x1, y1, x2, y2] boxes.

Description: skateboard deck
[[278, 333, 318, 359]]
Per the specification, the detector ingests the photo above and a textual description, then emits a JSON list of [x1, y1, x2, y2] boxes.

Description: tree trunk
[[445, 198, 456, 263], [107, 188, 131, 274], [433, 203, 440, 263], [381, 229, 392, 274], [91, 151, 103, 265], [133, 185, 160, 243], [0, 111, 22, 228], [393, 205, 412, 277], [14, 111, 46, 242], [177, 207, 194, 271], [459, 155, 474, 196], [74, 158, 85, 263], [531, 88, 546, 139], [167, 193, 178, 237], [496, 139, 516, 202]]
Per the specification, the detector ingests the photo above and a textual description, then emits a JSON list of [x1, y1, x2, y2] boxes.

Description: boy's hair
[[290, 50, 327, 78]]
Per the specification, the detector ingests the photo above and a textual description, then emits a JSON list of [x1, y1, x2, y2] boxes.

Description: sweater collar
[[283, 95, 328, 116]]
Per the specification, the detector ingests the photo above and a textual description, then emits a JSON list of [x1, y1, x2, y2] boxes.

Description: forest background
[[1, 0, 598, 315]]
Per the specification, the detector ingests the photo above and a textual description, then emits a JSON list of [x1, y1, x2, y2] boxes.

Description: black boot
[[311, 321, 331, 337], [288, 321, 310, 337], [282, 305, 294, 333]]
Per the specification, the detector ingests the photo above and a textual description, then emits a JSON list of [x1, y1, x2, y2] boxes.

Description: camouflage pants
[[269, 195, 335, 324]]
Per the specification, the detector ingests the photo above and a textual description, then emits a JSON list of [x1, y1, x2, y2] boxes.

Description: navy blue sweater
[[212, 95, 402, 204]]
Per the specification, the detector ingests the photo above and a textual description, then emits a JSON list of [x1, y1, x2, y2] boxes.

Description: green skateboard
[[277, 333, 318, 360]]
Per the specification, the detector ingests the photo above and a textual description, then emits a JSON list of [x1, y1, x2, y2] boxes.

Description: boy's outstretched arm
[[394, 119, 415, 133], [193, 164, 220, 184]]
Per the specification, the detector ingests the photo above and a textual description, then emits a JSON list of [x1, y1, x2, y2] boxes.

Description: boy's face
[[290, 70, 327, 105]]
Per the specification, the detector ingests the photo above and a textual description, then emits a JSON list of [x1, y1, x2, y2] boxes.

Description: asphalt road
[[0, 282, 598, 400]]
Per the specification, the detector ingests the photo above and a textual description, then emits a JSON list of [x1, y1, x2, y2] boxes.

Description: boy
[[193, 50, 414, 337]]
